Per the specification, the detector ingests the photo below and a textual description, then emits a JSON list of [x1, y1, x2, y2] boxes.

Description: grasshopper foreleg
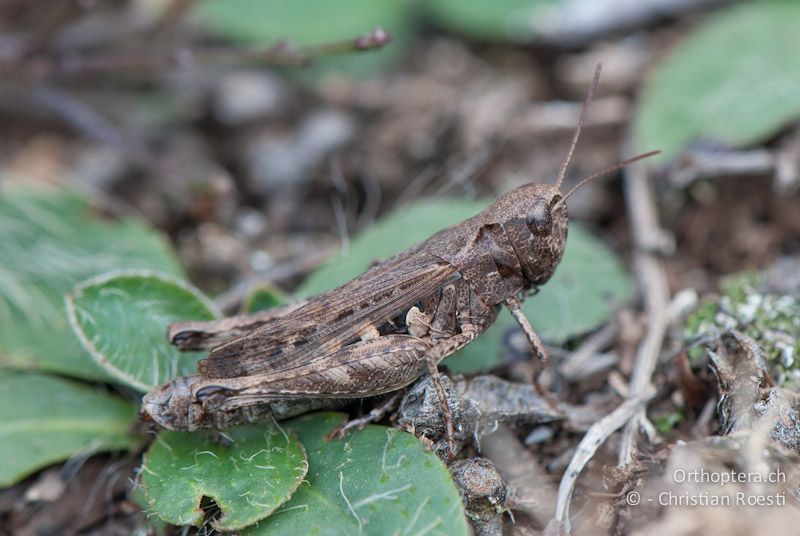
[[504, 296, 549, 365], [504, 296, 559, 405]]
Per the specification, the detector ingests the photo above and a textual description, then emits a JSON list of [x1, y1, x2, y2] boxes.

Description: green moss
[[685, 273, 800, 388], [653, 411, 685, 435]]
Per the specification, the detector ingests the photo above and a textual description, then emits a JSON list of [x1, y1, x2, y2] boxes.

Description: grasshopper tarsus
[[325, 391, 404, 441]]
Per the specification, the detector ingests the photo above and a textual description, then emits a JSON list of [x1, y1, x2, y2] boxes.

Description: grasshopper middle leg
[[418, 280, 496, 459]]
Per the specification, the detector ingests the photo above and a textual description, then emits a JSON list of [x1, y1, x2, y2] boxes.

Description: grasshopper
[[143, 64, 658, 456]]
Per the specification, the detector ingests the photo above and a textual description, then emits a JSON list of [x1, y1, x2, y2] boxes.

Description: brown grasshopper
[[142, 64, 658, 456]]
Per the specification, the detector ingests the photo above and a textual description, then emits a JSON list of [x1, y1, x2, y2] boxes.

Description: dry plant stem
[[549, 155, 668, 531], [617, 153, 672, 467], [19, 28, 391, 79], [550, 392, 652, 533], [559, 323, 617, 380], [148, 0, 197, 39], [671, 147, 774, 188]]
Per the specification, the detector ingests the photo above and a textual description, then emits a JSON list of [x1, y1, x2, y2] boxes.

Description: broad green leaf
[[633, 0, 800, 161], [141, 423, 307, 530], [193, 0, 413, 75], [426, 0, 556, 41], [66, 270, 218, 392], [0, 187, 184, 381], [300, 198, 632, 373], [245, 413, 469, 536], [526, 223, 632, 341], [0, 370, 136, 487], [243, 285, 289, 313]]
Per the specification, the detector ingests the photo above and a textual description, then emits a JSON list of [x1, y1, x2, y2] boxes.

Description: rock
[[396, 375, 561, 458], [243, 109, 355, 194], [212, 71, 289, 126], [396, 375, 480, 459], [450, 458, 507, 536]]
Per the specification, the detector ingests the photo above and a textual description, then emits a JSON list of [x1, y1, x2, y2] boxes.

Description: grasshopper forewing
[[198, 250, 460, 379]]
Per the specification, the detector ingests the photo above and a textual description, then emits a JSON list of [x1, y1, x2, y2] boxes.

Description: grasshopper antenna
[[555, 63, 602, 190], [552, 150, 661, 211]]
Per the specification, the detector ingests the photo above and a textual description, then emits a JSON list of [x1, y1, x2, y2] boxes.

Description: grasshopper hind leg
[[423, 327, 479, 459], [326, 391, 404, 440]]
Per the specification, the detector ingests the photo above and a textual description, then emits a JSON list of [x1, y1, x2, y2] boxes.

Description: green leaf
[[66, 270, 218, 392], [193, 0, 413, 75], [633, 0, 800, 161], [0, 370, 137, 488], [245, 413, 469, 536], [426, 0, 556, 41], [525, 224, 632, 342], [243, 286, 289, 313], [141, 423, 307, 530], [0, 187, 184, 381], [653, 411, 684, 435], [300, 198, 632, 373]]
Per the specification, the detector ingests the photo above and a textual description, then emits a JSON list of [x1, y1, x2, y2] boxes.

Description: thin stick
[[550, 146, 666, 531], [550, 392, 652, 533], [617, 146, 672, 466], [18, 28, 391, 79], [148, 0, 197, 39], [554, 63, 602, 190], [559, 323, 616, 380]]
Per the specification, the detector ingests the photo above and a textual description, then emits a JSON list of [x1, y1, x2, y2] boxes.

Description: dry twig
[[3, 27, 391, 80], [618, 151, 672, 466], [548, 392, 653, 534]]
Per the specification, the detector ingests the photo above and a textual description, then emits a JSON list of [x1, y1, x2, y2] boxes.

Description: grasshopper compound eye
[[526, 199, 553, 236]]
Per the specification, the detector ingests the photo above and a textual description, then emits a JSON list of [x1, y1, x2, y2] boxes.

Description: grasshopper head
[[495, 183, 569, 288], [490, 144, 659, 289]]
